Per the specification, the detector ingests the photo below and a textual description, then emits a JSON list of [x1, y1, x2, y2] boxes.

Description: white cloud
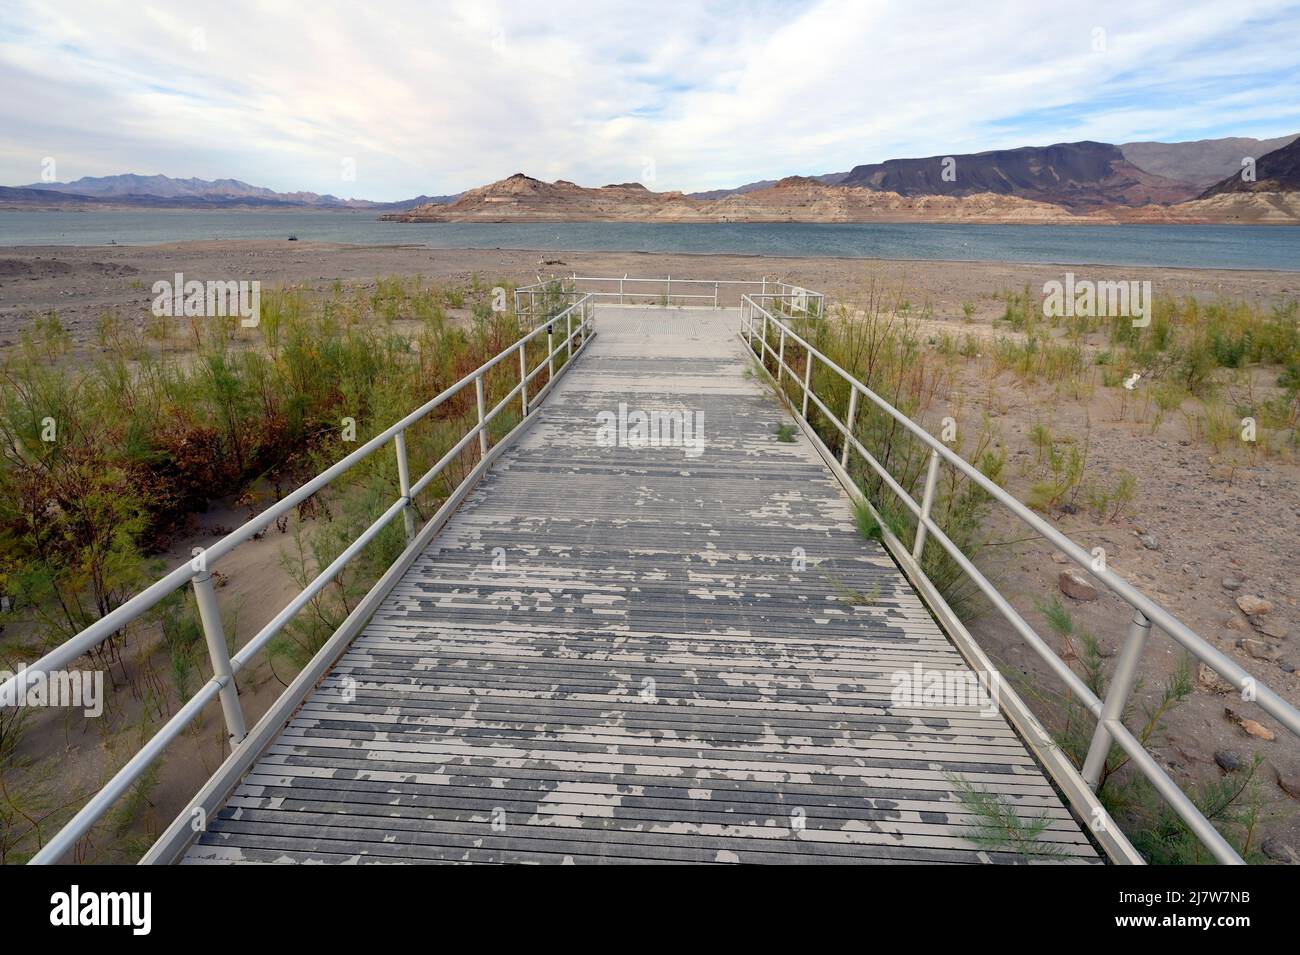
[[0, 0, 1297, 198]]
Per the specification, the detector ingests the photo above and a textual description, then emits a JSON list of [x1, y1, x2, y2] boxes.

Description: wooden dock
[[184, 307, 1098, 864]]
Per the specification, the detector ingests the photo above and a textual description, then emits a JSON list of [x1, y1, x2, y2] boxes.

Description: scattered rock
[[1236, 594, 1274, 616], [1225, 615, 1247, 632], [1138, 533, 1160, 551], [1199, 664, 1235, 694], [1278, 770, 1300, 801], [1242, 720, 1276, 741], [1221, 576, 1245, 591], [1239, 638, 1279, 661], [1225, 707, 1276, 741], [1050, 551, 1069, 565], [1262, 837, 1299, 864], [1250, 616, 1289, 639], [1214, 750, 1244, 773], [1058, 570, 1099, 601]]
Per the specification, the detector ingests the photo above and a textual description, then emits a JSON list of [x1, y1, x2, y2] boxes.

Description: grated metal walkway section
[[184, 307, 1098, 864]]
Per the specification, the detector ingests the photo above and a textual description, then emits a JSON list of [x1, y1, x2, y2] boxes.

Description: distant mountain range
[[5, 132, 1298, 222], [687, 134, 1299, 210], [0, 174, 456, 211], [381, 172, 1085, 224], [385, 133, 1300, 225]]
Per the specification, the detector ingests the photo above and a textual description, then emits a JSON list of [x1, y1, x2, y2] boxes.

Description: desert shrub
[[1017, 597, 1269, 863], [1000, 284, 1038, 333], [0, 280, 537, 663], [1024, 423, 1088, 515], [948, 773, 1067, 860]]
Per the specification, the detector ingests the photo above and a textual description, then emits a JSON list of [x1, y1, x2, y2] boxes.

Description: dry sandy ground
[[933, 355, 1300, 862], [2, 240, 1298, 862]]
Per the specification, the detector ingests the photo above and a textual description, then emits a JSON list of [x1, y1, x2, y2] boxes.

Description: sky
[[2, 0, 1299, 200]]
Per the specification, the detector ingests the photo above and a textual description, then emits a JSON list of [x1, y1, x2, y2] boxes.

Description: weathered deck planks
[[184, 307, 1099, 864]]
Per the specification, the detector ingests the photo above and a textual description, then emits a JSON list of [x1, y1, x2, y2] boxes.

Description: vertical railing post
[[547, 323, 555, 381], [666, 275, 671, 306], [714, 282, 719, 308], [1082, 610, 1153, 789], [801, 347, 813, 419], [192, 571, 246, 747], [620, 275, 625, 305], [475, 373, 489, 457], [777, 326, 786, 381], [518, 341, 528, 417], [841, 388, 858, 467], [394, 430, 416, 544], [912, 449, 941, 560], [567, 308, 573, 360]]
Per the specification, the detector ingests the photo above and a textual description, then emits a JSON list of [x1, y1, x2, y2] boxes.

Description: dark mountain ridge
[[1200, 136, 1300, 196], [688, 134, 1299, 204], [837, 141, 1197, 209], [1120, 134, 1299, 187]]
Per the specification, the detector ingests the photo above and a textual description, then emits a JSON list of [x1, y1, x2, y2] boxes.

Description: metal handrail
[[770, 281, 826, 318], [751, 290, 826, 320], [514, 276, 580, 321], [5, 294, 596, 864], [740, 294, 1300, 865], [516, 274, 824, 313]]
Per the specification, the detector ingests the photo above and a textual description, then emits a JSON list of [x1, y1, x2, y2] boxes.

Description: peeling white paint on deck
[[183, 308, 1098, 865]]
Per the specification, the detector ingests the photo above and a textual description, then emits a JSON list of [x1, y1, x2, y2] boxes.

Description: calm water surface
[[1, 210, 1297, 271]]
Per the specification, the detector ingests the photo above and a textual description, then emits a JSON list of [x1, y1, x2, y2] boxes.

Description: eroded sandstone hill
[[382, 173, 1083, 223]]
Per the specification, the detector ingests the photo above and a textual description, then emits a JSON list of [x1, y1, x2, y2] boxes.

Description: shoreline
[[3, 240, 1298, 345], [11, 205, 1300, 225], [10, 206, 1300, 232], [3, 238, 1300, 275]]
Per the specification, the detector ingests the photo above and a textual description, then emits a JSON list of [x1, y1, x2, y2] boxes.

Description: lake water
[[1, 210, 1298, 271]]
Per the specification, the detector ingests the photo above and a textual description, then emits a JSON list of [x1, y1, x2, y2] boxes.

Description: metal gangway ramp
[[11, 278, 1297, 865], [182, 306, 1095, 864]]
